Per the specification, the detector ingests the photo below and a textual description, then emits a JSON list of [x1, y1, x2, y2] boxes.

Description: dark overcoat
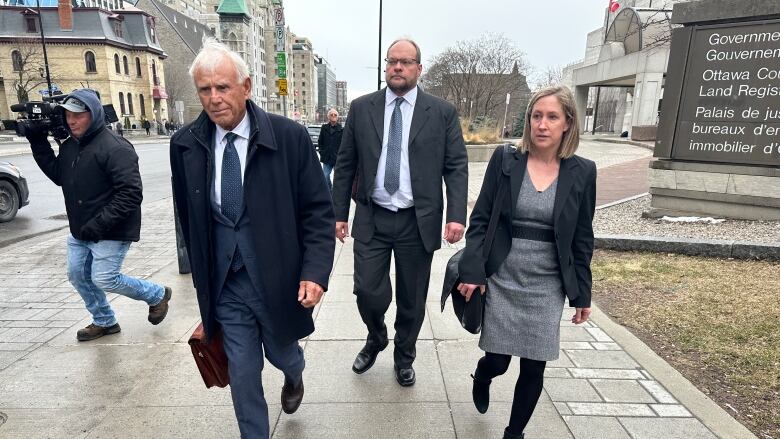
[[170, 100, 335, 343], [458, 146, 597, 308]]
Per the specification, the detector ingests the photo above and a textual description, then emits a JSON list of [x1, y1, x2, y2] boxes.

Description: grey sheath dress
[[479, 171, 565, 361]]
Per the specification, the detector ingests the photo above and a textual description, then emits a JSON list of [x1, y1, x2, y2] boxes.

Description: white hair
[[189, 38, 250, 83], [327, 108, 339, 117]]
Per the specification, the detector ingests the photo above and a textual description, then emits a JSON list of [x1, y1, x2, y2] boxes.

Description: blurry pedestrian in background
[[317, 108, 342, 192]]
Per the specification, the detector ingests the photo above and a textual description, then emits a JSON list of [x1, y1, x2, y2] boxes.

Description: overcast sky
[[283, 0, 608, 100]]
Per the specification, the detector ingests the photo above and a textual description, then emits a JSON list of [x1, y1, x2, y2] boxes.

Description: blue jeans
[[322, 162, 334, 192], [67, 235, 165, 327]]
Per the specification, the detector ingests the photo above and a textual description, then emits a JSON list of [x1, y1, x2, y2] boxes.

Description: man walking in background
[[317, 108, 343, 191], [332, 38, 468, 387]]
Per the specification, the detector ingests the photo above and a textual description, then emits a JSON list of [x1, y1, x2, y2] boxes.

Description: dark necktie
[[384, 97, 404, 194], [221, 132, 243, 271]]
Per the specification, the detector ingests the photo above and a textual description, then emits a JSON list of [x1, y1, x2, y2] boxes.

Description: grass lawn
[[591, 250, 779, 439]]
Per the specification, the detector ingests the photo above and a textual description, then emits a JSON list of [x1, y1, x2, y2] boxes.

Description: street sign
[[276, 52, 286, 66], [277, 79, 288, 96], [273, 7, 284, 26], [275, 26, 285, 52], [277, 64, 287, 79]]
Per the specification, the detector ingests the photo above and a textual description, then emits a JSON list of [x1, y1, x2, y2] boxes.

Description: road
[[0, 141, 172, 247]]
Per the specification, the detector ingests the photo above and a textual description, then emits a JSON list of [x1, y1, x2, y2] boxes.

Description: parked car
[[0, 161, 29, 222], [307, 125, 321, 144]]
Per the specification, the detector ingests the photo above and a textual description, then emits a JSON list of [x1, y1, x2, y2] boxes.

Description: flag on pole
[[609, 0, 620, 12]]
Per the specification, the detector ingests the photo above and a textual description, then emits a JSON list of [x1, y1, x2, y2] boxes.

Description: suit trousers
[[215, 267, 305, 439], [354, 204, 434, 368]]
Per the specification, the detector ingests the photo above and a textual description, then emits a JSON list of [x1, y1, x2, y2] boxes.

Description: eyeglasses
[[385, 58, 419, 67]]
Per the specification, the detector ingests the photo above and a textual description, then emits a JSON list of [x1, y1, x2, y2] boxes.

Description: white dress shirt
[[212, 112, 251, 209], [372, 86, 418, 210]]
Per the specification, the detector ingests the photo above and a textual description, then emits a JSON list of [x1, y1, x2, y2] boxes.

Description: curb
[[589, 303, 758, 439], [585, 135, 655, 151], [595, 234, 780, 261]]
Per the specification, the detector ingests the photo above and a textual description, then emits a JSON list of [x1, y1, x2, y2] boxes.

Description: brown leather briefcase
[[188, 322, 230, 388]]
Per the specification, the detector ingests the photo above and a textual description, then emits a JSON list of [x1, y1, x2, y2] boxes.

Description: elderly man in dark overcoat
[[169, 39, 334, 439]]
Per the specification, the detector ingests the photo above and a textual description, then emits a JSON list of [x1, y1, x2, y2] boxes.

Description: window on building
[[139, 94, 146, 115], [85, 51, 97, 73], [135, 57, 142, 77], [302, 72, 305, 77], [302, 81, 306, 86], [114, 54, 121, 74], [11, 50, 23, 71], [118, 92, 126, 114], [149, 18, 156, 43], [122, 56, 129, 75], [301, 63, 304, 68], [26, 17, 37, 33], [127, 93, 134, 114], [113, 21, 122, 38], [152, 60, 159, 85], [302, 90, 306, 95], [227, 32, 238, 52]]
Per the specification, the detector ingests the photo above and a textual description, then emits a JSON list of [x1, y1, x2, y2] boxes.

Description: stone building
[[563, 0, 685, 140], [335, 80, 347, 114], [136, 0, 209, 124], [0, 0, 169, 129], [290, 36, 316, 124]]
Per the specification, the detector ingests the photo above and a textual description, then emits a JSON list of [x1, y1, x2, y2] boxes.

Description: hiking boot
[[148, 286, 172, 325], [76, 323, 121, 341]]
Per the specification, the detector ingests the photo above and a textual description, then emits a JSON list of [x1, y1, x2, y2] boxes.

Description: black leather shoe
[[281, 378, 304, 414], [352, 340, 388, 374], [471, 373, 491, 414], [503, 428, 524, 439], [394, 365, 416, 387]]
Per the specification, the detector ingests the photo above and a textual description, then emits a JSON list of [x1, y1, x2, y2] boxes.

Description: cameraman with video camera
[[25, 88, 172, 341]]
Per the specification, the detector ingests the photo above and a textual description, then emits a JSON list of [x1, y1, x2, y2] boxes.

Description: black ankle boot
[[470, 373, 491, 414], [502, 428, 524, 439]]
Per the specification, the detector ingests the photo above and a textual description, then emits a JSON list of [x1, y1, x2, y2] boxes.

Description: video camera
[[8, 91, 119, 140], [9, 94, 70, 139]]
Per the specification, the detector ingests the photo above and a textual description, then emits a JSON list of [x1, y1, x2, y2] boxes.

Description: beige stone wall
[[0, 42, 166, 128]]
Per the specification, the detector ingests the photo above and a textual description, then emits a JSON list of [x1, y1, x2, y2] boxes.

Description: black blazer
[[458, 146, 597, 308], [170, 101, 335, 342], [332, 88, 468, 253]]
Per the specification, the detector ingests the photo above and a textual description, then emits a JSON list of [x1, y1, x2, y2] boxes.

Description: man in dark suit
[[332, 38, 468, 386], [170, 39, 334, 438]]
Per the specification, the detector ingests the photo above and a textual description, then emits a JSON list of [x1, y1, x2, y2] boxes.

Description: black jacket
[[458, 146, 596, 308], [169, 100, 335, 343], [332, 88, 468, 253], [316, 122, 343, 165], [29, 89, 143, 242]]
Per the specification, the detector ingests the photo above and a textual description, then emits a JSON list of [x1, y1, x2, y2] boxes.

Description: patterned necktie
[[221, 132, 243, 271], [384, 97, 404, 194]]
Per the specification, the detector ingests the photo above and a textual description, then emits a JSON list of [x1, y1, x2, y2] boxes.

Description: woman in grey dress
[[457, 86, 597, 439]]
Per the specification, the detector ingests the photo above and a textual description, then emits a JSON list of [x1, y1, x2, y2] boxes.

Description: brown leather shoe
[[76, 323, 121, 341], [281, 378, 304, 414], [148, 286, 172, 325]]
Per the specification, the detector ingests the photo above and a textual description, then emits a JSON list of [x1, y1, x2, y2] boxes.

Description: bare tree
[[8, 38, 51, 104], [423, 33, 531, 124], [532, 65, 565, 90]]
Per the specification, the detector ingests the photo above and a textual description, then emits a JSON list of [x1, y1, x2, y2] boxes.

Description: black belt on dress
[[512, 225, 555, 242]]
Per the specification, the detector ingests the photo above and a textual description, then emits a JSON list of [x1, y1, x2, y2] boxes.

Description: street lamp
[[34, 0, 53, 97]]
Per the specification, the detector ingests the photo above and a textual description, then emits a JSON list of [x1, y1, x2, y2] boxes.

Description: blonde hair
[[519, 85, 580, 159]]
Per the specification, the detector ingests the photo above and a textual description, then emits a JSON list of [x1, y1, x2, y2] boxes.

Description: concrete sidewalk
[[0, 140, 755, 438]]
